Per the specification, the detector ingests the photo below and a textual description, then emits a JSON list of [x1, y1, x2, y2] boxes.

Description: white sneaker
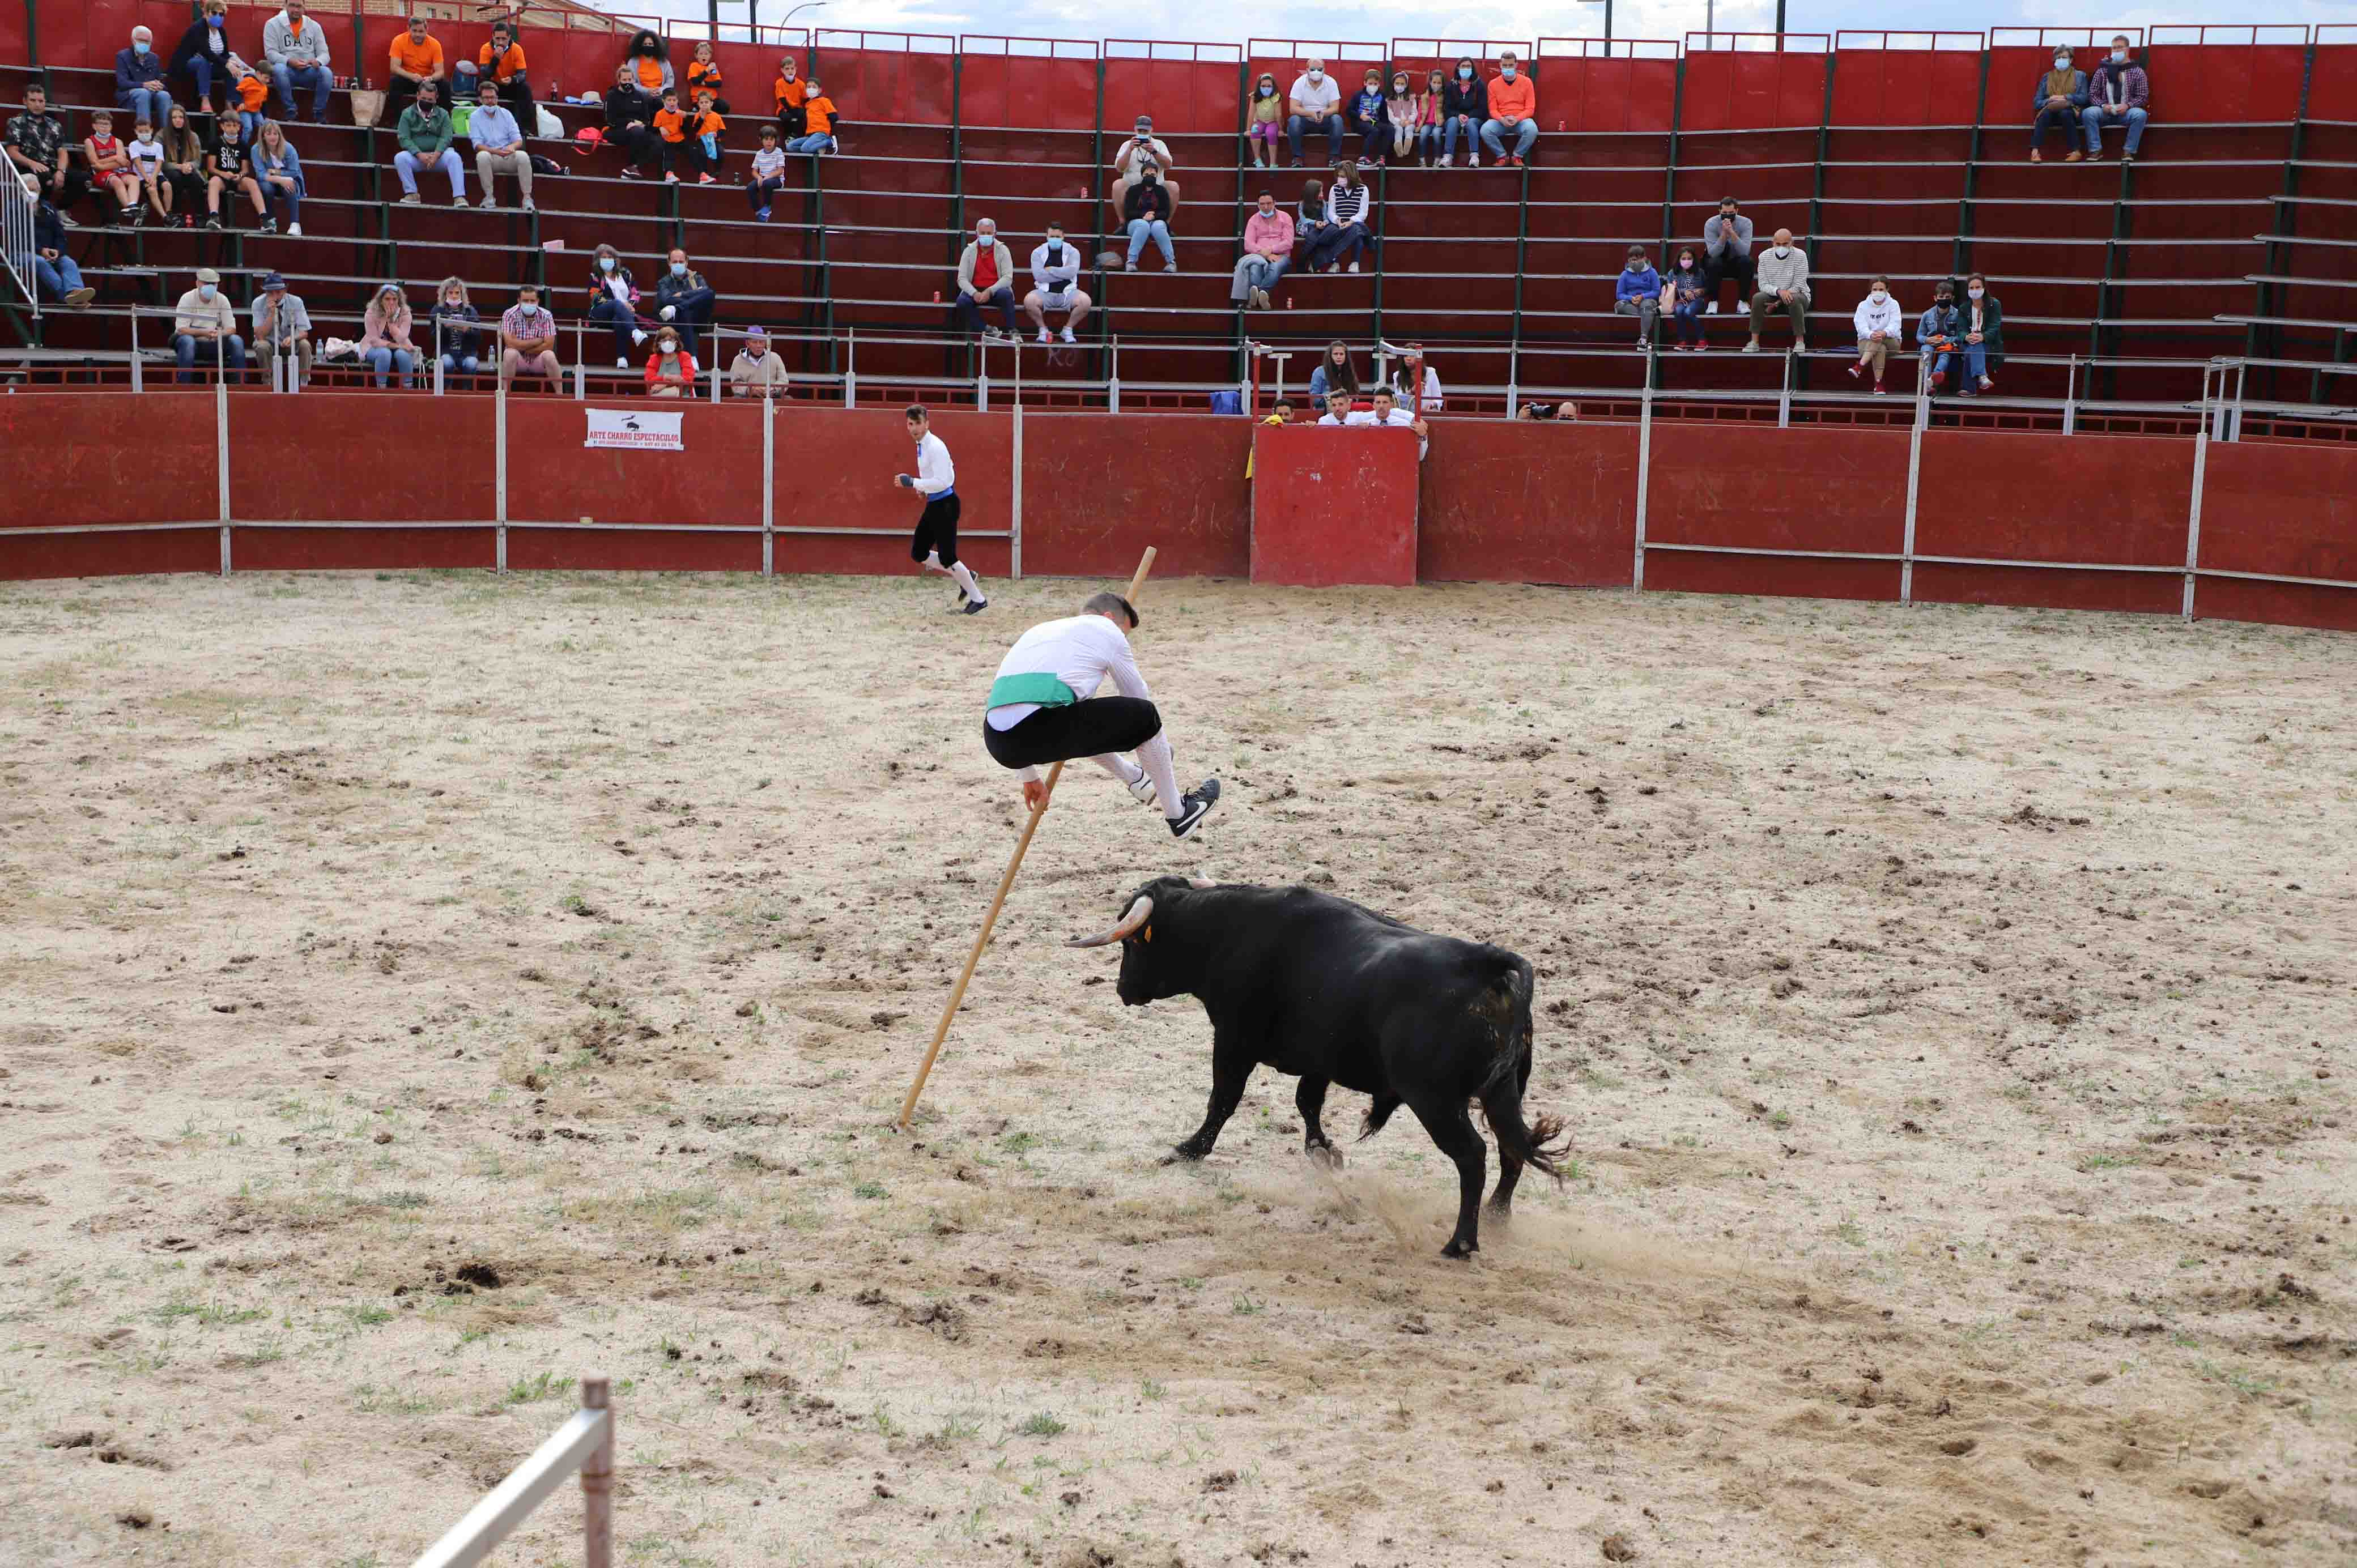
[[451, 194, 468, 206], [1036, 326, 1050, 343], [1126, 770, 1159, 808], [1437, 154, 1453, 167], [1347, 261, 1359, 273], [659, 306, 675, 321], [1705, 301, 1719, 314], [287, 221, 302, 236], [399, 192, 421, 204], [479, 194, 497, 208], [615, 357, 629, 369], [522, 198, 534, 213], [1060, 326, 1076, 343], [631, 329, 649, 347]]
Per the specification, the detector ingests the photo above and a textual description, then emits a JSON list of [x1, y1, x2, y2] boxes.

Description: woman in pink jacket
[[1228, 189, 1295, 310]]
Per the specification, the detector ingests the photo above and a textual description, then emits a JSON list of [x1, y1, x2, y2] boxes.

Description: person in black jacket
[[605, 61, 659, 176], [1121, 164, 1176, 271], [1440, 56, 1487, 167], [168, 0, 233, 115], [1956, 272, 2005, 395], [26, 179, 93, 305]]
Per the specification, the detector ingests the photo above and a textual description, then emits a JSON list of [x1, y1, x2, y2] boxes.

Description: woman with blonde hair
[[431, 276, 483, 378], [362, 282, 418, 389]]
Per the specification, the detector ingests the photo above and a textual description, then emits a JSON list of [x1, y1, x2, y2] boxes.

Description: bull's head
[[1066, 875, 1217, 1007]]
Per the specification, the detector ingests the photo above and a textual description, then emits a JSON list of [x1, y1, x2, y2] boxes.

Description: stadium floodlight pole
[[776, 2, 826, 39], [895, 546, 1159, 1133]]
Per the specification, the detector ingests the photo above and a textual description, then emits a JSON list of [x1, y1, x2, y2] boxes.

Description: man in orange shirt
[[454, 20, 534, 130], [1478, 49, 1538, 166], [387, 15, 445, 125]]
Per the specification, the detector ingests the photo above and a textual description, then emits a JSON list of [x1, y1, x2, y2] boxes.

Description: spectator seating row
[[6, 28, 2354, 416]]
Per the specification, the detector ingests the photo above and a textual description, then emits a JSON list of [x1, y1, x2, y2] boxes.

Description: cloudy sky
[[640, 0, 2354, 51]]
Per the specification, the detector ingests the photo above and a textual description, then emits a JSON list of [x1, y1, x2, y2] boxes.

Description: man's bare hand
[[1022, 777, 1052, 811]]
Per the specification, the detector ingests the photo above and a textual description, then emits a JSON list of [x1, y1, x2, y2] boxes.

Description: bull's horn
[[1186, 877, 1216, 890], [1066, 895, 1153, 949]]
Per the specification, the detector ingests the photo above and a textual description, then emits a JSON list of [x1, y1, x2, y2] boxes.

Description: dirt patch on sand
[[1, 571, 2351, 1566]]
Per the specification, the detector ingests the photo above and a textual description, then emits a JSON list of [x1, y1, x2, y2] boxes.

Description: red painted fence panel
[[2193, 440, 2357, 631], [1830, 46, 1985, 127], [0, 391, 217, 529], [1416, 420, 1637, 587], [767, 406, 1014, 579], [1021, 414, 1250, 579]]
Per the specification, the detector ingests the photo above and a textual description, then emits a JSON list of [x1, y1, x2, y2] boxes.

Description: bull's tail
[[1474, 951, 1571, 1184]]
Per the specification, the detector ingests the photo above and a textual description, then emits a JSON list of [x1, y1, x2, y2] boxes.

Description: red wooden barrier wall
[[1, 401, 2352, 637]]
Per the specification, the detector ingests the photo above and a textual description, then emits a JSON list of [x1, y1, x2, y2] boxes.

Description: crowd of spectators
[[8, 30, 2117, 404]]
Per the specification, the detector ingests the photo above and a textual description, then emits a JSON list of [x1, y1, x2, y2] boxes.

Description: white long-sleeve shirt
[[1031, 240, 1080, 295], [986, 615, 1153, 779], [1852, 292, 1903, 340], [910, 430, 955, 496]]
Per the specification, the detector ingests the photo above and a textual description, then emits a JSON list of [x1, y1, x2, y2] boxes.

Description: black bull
[[1069, 876, 1571, 1257]]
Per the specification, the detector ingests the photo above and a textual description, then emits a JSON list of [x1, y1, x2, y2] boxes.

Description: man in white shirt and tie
[[895, 404, 988, 613]]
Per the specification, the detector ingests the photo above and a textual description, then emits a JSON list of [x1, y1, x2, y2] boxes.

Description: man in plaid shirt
[[498, 283, 561, 390]]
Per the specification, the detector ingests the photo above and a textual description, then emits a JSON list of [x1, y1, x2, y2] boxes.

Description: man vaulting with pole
[[984, 591, 1220, 840]]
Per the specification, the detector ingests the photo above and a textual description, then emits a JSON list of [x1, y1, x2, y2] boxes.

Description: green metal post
[[2267, 44, 2316, 402], [1089, 56, 1107, 360], [948, 50, 965, 384], [1955, 45, 1989, 282], [1231, 55, 1249, 387]]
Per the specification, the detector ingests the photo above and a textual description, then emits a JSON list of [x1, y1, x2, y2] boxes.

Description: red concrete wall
[[1021, 414, 1250, 580], [1912, 429, 2193, 615], [1249, 425, 1420, 587], [1417, 420, 1639, 587]]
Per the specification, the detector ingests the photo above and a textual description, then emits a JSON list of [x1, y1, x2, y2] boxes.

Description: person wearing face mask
[[1701, 197, 1754, 312], [1479, 50, 1537, 167], [116, 28, 175, 134], [1955, 274, 2003, 395], [1384, 74, 1419, 163], [1664, 246, 1708, 349], [1109, 115, 1178, 224], [1229, 191, 1295, 311], [1439, 56, 1487, 167], [585, 245, 646, 368], [394, 79, 467, 206], [954, 219, 1020, 338], [173, 267, 247, 384], [1026, 221, 1093, 342], [1848, 275, 1902, 393], [1346, 69, 1387, 164], [1287, 57, 1345, 167], [1613, 246, 1661, 348], [1246, 74, 1283, 168], [1415, 71, 1445, 165], [2030, 46, 2088, 162], [2081, 36, 2150, 163], [1122, 161, 1177, 272], [1744, 228, 1810, 353], [429, 275, 480, 382], [253, 271, 314, 387], [655, 247, 717, 358], [168, 2, 232, 116], [1914, 279, 1962, 392], [643, 327, 697, 398]]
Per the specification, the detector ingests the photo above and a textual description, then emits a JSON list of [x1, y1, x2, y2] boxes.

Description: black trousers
[[983, 697, 1163, 771], [1705, 249, 1756, 305], [910, 492, 960, 566]]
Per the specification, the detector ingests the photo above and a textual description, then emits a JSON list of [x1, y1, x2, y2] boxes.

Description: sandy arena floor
[[1, 569, 2352, 1568]]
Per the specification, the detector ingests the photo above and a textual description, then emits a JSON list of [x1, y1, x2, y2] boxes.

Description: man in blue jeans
[[1285, 58, 1344, 168], [2080, 35, 2150, 163], [263, 0, 334, 122], [654, 246, 717, 358], [25, 175, 94, 305]]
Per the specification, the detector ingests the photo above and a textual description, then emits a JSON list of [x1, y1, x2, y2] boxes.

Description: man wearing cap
[[173, 267, 247, 383], [1109, 113, 1178, 221], [251, 271, 312, 388], [727, 325, 787, 398]]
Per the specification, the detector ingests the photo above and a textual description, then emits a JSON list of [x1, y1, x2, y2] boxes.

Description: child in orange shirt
[[773, 55, 809, 119], [652, 88, 688, 182], [685, 40, 730, 114], [687, 88, 725, 182], [786, 78, 837, 155], [228, 53, 268, 143]]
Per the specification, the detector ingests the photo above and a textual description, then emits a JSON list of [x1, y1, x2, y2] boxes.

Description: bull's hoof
[[1305, 1142, 1346, 1171], [1441, 1237, 1479, 1259], [1165, 1141, 1210, 1164]]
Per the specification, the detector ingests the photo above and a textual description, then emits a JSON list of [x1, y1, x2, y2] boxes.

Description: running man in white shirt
[[984, 593, 1221, 840], [895, 403, 988, 613]]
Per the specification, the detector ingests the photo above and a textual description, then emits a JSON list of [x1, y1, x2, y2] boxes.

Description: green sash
[[988, 672, 1079, 710]]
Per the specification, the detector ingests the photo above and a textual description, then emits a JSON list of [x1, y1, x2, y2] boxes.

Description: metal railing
[[2, 174, 37, 318], [411, 1375, 612, 1568]]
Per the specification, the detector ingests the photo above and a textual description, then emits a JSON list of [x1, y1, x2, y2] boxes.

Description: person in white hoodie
[[1848, 276, 1903, 394], [1023, 222, 1091, 343]]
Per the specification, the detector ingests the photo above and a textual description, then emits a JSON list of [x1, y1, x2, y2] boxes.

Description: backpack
[[529, 153, 564, 177], [1209, 390, 1242, 416]]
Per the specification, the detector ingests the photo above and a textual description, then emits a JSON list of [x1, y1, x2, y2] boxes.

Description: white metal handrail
[[411, 1375, 611, 1568], [2, 176, 37, 321]]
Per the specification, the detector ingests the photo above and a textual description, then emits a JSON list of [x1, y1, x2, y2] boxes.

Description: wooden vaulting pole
[[895, 546, 1158, 1131]]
